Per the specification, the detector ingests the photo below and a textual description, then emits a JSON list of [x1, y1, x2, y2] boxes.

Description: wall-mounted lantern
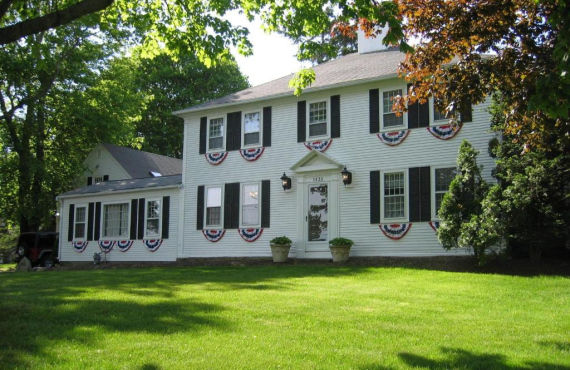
[[341, 166, 352, 186], [280, 172, 292, 191]]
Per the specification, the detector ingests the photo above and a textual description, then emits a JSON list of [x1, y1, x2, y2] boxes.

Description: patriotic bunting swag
[[427, 124, 462, 140], [143, 239, 162, 252], [98, 240, 115, 253], [377, 130, 410, 146], [238, 228, 263, 242], [304, 139, 332, 152], [202, 229, 225, 242], [72, 241, 88, 253], [429, 221, 440, 233], [379, 223, 412, 240], [205, 152, 228, 165], [240, 147, 265, 161], [117, 240, 134, 252]]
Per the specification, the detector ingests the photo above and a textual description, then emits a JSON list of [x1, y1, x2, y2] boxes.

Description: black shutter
[[67, 204, 75, 241], [460, 100, 472, 123], [137, 198, 145, 239], [409, 166, 431, 222], [94, 202, 101, 240], [263, 106, 272, 147], [297, 101, 306, 143], [407, 83, 429, 129], [331, 95, 340, 138], [369, 89, 379, 133], [370, 171, 380, 224], [261, 180, 270, 228], [130, 199, 138, 240], [87, 202, 95, 241], [224, 182, 240, 229], [103, 175, 109, 181], [199, 116, 207, 154], [162, 196, 170, 239], [87, 177, 92, 186], [197, 186, 204, 230], [226, 111, 242, 151]]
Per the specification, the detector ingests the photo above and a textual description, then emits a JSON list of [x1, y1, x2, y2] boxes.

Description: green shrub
[[329, 237, 354, 247], [270, 236, 292, 245]]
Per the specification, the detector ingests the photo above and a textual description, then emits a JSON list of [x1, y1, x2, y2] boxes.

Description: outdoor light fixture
[[280, 172, 292, 191], [341, 166, 352, 186]]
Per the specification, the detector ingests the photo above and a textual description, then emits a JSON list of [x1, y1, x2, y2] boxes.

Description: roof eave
[[173, 73, 398, 118], [56, 183, 182, 200]]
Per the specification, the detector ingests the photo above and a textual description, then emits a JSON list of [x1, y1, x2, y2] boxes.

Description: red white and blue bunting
[[377, 130, 410, 146], [240, 147, 265, 162], [304, 139, 332, 152], [429, 221, 440, 233], [202, 229, 225, 242], [379, 223, 412, 240], [143, 239, 162, 252], [427, 123, 462, 140], [117, 240, 134, 252], [72, 241, 88, 253], [98, 240, 115, 253], [205, 152, 228, 165], [238, 228, 263, 242]]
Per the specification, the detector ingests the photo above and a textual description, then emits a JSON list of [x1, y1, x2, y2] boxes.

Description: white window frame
[[206, 116, 226, 153], [239, 182, 261, 228], [430, 97, 450, 126], [100, 201, 130, 240], [204, 185, 224, 228], [380, 169, 409, 223], [73, 204, 87, 240], [144, 198, 162, 238], [431, 165, 457, 220], [241, 110, 263, 149], [306, 98, 331, 140], [380, 85, 407, 131]]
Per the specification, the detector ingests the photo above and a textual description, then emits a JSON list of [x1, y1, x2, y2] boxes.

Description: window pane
[[244, 112, 260, 133], [207, 187, 222, 207], [103, 203, 129, 237], [242, 205, 259, 226], [244, 132, 260, 146], [384, 172, 405, 219], [209, 118, 223, 137], [147, 201, 160, 218], [435, 193, 445, 214], [206, 207, 221, 226], [76, 207, 86, 222], [243, 184, 259, 205], [74, 223, 85, 238], [435, 168, 456, 191], [146, 219, 160, 236], [383, 113, 403, 128], [383, 90, 402, 113], [209, 137, 223, 150], [309, 122, 327, 137], [434, 106, 446, 121], [309, 101, 327, 124]]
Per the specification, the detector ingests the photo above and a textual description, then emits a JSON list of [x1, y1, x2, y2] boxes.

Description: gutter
[[173, 73, 398, 117], [56, 183, 183, 201]]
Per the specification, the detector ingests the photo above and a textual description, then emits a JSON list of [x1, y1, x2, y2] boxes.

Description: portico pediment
[[290, 150, 344, 173]]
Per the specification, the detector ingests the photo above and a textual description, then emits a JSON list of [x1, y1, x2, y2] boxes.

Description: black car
[[13, 232, 59, 267]]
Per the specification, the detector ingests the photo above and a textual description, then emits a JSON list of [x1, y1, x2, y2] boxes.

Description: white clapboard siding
[[181, 79, 496, 258], [59, 187, 180, 262]]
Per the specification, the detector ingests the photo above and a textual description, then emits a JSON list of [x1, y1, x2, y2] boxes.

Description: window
[[308, 101, 327, 138], [434, 167, 456, 217], [206, 186, 222, 227], [145, 199, 161, 237], [243, 112, 261, 147], [102, 203, 129, 238], [74, 206, 87, 239], [383, 171, 406, 220], [241, 183, 259, 227], [382, 89, 404, 128], [433, 98, 448, 122], [208, 117, 224, 151]]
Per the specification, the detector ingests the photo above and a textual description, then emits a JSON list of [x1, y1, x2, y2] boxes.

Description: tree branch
[[0, 0, 114, 45]]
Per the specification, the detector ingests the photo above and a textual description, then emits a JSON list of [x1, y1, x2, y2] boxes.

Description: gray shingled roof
[[103, 143, 182, 178], [58, 175, 182, 198], [174, 48, 405, 115]]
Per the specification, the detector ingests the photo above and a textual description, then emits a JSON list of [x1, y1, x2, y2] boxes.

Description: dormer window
[[382, 89, 404, 129], [308, 101, 328, 138], [208, 117, 224, 151], [243, 112, 261, 147]]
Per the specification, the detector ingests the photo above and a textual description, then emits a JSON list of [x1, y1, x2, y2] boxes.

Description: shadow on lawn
[[397, 347, 570, 369], [0, 265, 357, 368]]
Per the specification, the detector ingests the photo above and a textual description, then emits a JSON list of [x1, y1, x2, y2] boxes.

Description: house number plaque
[[312, 177, 324, 182]]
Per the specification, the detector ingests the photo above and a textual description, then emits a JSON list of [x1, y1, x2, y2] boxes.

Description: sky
[[226, 11, 310, 87]]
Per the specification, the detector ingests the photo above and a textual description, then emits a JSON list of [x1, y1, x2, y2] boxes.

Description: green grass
[[1, 266, 568, 369], [0, 263, 15, 272]]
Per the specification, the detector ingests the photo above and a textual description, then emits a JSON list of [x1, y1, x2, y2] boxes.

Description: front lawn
[[0, 265, 568, 369]]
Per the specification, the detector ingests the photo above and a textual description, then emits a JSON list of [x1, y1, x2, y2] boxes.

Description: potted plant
[[270, 236, 292, 263], [329, 237, 354, 263]]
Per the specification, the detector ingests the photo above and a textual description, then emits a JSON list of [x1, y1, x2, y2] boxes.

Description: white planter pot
[[270, 244, 291, 263], [329, 245, 351, 263]]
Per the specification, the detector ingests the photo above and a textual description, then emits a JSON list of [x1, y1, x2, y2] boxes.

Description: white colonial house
[[57, 33, 496, 262]]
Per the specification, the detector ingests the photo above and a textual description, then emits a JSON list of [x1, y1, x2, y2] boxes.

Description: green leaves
[[288, 68, 316, 96]]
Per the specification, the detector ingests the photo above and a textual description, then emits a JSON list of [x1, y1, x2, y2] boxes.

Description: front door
[[306, 183, 329, 251]]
